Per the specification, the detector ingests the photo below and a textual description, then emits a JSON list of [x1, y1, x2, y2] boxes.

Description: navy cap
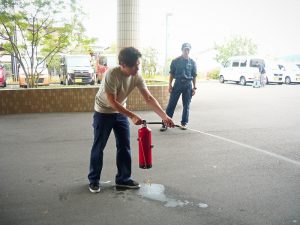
[[181, 43, 191, 50]]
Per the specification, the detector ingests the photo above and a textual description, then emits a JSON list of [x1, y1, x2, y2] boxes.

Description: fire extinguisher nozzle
[[139, 164, 152, 169]]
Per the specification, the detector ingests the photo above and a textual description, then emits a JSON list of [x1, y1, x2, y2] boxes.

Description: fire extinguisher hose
[[146, 121, 180, 127], [146, 122, 163, 125]]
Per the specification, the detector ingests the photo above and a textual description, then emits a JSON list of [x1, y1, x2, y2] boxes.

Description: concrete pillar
[[117, 0, 140, 53]]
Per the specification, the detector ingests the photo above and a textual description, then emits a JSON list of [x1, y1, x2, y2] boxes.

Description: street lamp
[[164, 12, 172, 76]]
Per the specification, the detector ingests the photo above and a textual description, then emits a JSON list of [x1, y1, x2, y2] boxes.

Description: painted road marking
[[188, 128, 300, 167]]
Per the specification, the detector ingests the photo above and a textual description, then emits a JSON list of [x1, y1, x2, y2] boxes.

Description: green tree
[[0, 0, 96, 87], [141, 47, 159, 76], [214, 35, 257, 66]]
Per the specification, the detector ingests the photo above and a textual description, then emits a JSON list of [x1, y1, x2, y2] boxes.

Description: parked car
[[219, 56, 265, 85], [0, 64, 7, 87], [59, 55, 95, 85], [278, 63, 300, 84], [18, 60, 50, 88], [264, 62, 284, 84]]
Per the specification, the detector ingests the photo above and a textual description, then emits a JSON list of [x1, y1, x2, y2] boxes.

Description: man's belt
[[178, 78, 192, 82]]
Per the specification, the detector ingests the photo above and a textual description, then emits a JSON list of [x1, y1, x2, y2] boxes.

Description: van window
[[240, 60, 247, 67], [278, 64, 285, 71], [66, 56, 91, 67], [232, 60, 239, 67], [250, 59, 264, 68], [224, 61, 231, 68]]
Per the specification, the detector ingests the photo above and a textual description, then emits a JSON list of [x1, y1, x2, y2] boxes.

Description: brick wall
[[0, 86, 169, 115], [127, 85, 169, 111]]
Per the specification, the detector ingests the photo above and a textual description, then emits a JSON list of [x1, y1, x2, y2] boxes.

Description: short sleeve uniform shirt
[[170, 56, 197, 80]]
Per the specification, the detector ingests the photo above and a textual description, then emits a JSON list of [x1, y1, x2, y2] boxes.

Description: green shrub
[[207, 68, 220, 80]]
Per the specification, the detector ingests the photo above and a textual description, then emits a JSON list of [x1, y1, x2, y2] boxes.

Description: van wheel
[[219, 75, 225, 83], [285, 76, 291, 84], [240, 76, 246, 86]]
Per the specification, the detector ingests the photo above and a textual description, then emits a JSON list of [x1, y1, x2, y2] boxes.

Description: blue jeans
[[166, 79, 192, 125], [88, 112, 132, 184]]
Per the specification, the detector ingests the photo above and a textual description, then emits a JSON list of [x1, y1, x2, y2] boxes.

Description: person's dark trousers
[[88, 112, 132, 185], [166, 79, 192, 125]]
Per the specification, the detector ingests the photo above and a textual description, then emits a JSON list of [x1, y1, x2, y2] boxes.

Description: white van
[[59, 55, 95, 85], [219, 56, 264, 85]]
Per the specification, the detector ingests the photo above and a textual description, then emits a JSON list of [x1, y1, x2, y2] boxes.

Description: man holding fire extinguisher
[[88, 47, 175, 193]]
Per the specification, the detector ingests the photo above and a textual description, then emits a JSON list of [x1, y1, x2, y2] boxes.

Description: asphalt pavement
[[0, 81, 299, 225]]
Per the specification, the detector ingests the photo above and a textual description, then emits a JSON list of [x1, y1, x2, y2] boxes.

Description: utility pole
[[164, 13, 172, 76]]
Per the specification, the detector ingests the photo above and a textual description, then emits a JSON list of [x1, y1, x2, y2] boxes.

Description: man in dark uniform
[[160, 43, 197, 131]]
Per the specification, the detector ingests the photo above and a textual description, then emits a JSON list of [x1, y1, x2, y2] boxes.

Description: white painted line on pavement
[[188, 128, 300, 167]]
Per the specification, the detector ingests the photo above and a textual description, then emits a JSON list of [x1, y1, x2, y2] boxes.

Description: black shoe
[[89, 183, 100, 193], [160, 123, 168, 132], [116, 180, 140, 189]]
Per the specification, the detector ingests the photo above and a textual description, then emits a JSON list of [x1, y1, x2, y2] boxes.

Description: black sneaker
[[89, 183, 100, 193], [116, 180, 140, 189], [160, 123, 168, 132]]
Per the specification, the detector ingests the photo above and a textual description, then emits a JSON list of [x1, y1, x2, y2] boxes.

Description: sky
[[81, 0, 300, 70]]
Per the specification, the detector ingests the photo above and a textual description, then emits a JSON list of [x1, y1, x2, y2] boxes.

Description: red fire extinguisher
[[138, 120, 153, 169], [138, 120, 160, 169]]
